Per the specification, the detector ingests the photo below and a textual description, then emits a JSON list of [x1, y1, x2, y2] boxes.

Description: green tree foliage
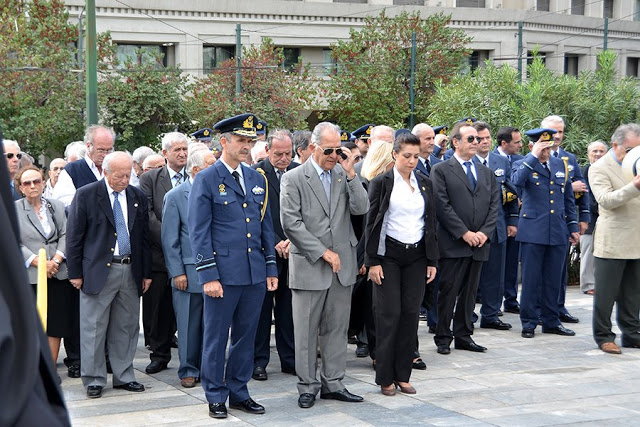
[[428, 50, 639, 162], [0, 0, 84, 155], [98, 48, 192, 152], [322, 10, 471, 130], [188, 38, 318, 131]]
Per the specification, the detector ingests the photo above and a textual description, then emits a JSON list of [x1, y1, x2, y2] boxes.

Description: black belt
[[386, 236, 423, 250], [112, 255, 132, 264]]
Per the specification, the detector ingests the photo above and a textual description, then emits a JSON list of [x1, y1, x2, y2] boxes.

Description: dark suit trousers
[[143, 271, 175, 363], [593, 258, 640, 347], [254, 263, 295, 371], [479, 240, 506, 323], [557, 243, 571, 315], [349, 273, 376, 359], [374, 240, 427, 386], [503, 236, 520, 310], [434, 257, 483, 346]]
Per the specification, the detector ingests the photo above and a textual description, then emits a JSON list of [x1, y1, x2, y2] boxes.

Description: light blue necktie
[[463, 161, 476, 191], [113, 192, 131, 255], [321, 171, 331, 204]]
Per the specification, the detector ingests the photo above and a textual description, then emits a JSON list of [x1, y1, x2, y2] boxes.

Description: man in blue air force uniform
[[188, 113, 278, 419], [511, 128, 579, 339]]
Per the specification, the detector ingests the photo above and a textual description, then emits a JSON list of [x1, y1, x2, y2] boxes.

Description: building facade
[[64, 0, 640, 79]]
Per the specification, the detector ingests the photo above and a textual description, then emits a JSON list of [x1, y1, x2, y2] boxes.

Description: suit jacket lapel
[[329, 167, 343, 217], [159, 166, 172, 194], [125, 186, 138, 232], [98, 181, 116, 228], [449, 158, 474, 192], [23, 200, 47, 239], [416, 173, 429, 216], [264, 161, 281, 197], [303, 161, 330, 217], [183, 179, 191, 202]]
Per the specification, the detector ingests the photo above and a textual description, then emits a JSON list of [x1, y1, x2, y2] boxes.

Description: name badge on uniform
[[532, 172, 539, 179], [252, 186, 265, 195], [219, 184, 227, 196], [567, 164, 574, 172], [494, 168, 505, 177], [555, 171, 565, 179]]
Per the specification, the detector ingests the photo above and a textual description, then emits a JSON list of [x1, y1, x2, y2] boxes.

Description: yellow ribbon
[[255, 168, 269, 222], [36, 248, 47, 332]]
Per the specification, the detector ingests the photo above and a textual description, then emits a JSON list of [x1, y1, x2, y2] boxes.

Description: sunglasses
[[321, 147, 344, 156], [5, 152, 23, 160], [465, 136, 482, 144], [21, 178, 42, 186]]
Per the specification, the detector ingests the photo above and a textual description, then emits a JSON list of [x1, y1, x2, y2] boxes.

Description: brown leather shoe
[[600, 342, 622, 354], [380, 385, 396, 396], [394, 381, 416, 394], [181, 377, 196, 388]]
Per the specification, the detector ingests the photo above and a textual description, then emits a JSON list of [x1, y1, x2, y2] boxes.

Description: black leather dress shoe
[[504, 306, 520, 314], [209, 403, 227, 419], [145, 360, 168, 374], [230, 398, 265, 414], [281, 366, 296, 375], [497, 310, 504, 317], [521, 328, 535, 338], [86, 385, 103, 398], [428, 326, 436, 334], [298, 393, 316, 408], [480, 319, 512, 330], [320, 389, 363, 403], [114, 381, 145, 392], [68, 364, 81, 378], [355, 344, 369, 358], [542, 325, 576, 336], [454, 340, 487, 352], [252, 366, 268, 381], [559, 313, 580, 323], [436, 345, 451, 355]]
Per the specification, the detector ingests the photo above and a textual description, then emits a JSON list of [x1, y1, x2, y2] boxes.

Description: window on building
[[323, 49, 337, 76], [527, 50, 547, 67], [604, 0, 614, 18], [537, 0, 550, 11], [456, 0, 486, 6], [115, 44, 168, 69], [571, 0, 585, 15], [393, 0, 425, 5], [627, 57, 639, 78], [281, 47, 301, 71], [334, 0, 367, 3], [564, 55, 580, 76], [635, 1, 640, 21], [203, 45, 234, 73]]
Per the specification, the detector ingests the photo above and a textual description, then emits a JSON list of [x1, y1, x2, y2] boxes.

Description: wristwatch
[[53, 258, 61, 265]]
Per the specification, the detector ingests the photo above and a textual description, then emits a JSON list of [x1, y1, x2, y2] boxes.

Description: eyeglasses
[[21, 178, 42, 187], [624, 146, 633, 153], [51, 167, 64, 171], [465, 136, 482, 144], [321, 147, 344, 156], [353, 155, 363, 162], [91, 145, 114, 155], [5, 152, 23, 160]]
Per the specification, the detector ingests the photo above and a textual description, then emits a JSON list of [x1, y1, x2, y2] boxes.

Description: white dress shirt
[[475, 154, 489, 167], [453, 153, 478, 180], [377, 168, 425, 256], [167, 166, 186, 188], [52, 155, 104, 207], [220, 158, 246, 194], [104, 180, 129, 256]]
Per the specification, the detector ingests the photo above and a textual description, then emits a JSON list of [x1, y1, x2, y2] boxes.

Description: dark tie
[[425, 159, 431, 174], [463, 161, 476, 190], [276, 170, 283, 181], [113, 192, 131, 255], [174, 171, 183, 187], [553, 151, 559, 158], [232, 171, 244, 195], [507, 154, 512, 164], [543, 162, 550, 174], [482, 159, 487, 167]]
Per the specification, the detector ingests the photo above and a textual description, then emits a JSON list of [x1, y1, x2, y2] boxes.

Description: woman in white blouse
[[364, 133, 439, 396], [15, 166, 77, 364]]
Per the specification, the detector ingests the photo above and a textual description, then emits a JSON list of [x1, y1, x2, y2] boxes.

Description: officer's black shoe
[[454, 340, 487, 352], [355, 344, 369, 358], [521, 328, 535, 338], [542, 325, 576, 336], [298, 393, 316, 408], [86, 385, 103, 398], [504, 306, 520, 314], [480, 319, 512, 330], [559, 313, 580, 323], [68, 364, 81, 378], [145, 360, 168, 374], [436, 345, 451, 355], [230, 398, 265, 414], [252, 366, 268, 381], [209, 403, 227, 419]]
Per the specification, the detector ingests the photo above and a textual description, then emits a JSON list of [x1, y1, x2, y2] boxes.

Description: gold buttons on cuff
[[550, 200, 554, 204], [247, 233, 251, 238], [550, 181, 554, 185], [550, 191, 554, 194], [550, 210, 555, 214], [246, 218, 250, 223], [243, 203, 247, 208], [248, 248, 252, 253]]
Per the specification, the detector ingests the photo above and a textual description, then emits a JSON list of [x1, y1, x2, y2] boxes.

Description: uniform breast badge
[[252, 186, 265, 195], [219, 184, 227, 196], [494, 168, 505, 177]]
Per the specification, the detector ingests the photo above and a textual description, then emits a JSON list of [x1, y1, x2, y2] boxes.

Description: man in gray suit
[[161, 149, 216, 387], [280, 122, 369, 409]]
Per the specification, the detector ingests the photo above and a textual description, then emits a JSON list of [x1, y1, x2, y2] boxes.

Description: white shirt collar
[[309, 156, 329, 178], [167, 165, 185, 180], [497, 147, 508, 157], [453, 152, 474, 168], [393, 166, 418, 188], [476, 154, 489, 164], [104, 179, 125, 198], [220, 158, 243, 178]]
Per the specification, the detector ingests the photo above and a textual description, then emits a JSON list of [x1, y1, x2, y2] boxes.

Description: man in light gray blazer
[[280, 122, 369, 409], [161, 149, 215, 388]]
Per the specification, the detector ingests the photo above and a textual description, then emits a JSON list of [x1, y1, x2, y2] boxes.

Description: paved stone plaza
[[60, 286, 640, 426]]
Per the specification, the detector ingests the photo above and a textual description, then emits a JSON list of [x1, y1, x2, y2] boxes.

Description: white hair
[[3, 139, 20, 151], [586, 140, 607, 153], [142, 154, 165, 170], [161, 132, 189, 151], [65, 141, 86, 161], [103, 151, 132, 173], [84, 125, 116, 145], [411, 123, 432, 137], [311, 122, 340, 145], [186, 149, 210, 178], [371, 125, 395, 143], [541, 115, 565, 128], [188, 142, 208, 156], [251, 140, 267, 163], [132, 146, 155, 164]]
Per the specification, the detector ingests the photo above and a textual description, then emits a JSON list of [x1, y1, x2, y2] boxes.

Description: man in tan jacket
[[589, 123, 640, 354]]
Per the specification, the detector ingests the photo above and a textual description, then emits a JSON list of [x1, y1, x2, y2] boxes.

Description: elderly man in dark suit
[[161, 149, 216, 388], [251, 129, 299, 381], [281, 122, 369, 409], [66, 151, 151, 399], [431, 122, 499, 355], [139, 132, 188, 374], [3, 139, 22, 200]]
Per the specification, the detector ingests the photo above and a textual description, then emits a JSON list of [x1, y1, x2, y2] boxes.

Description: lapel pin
[[338, 178, 342, 183], [134, 202, 138, 208]]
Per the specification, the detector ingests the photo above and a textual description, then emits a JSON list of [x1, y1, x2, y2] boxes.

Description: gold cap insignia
[[540, 132, 551, 142], [466, 118, 473, 125], [243, 115, 254, 129], [204, 129, 210, 136], [366, 125, 373, 135], [256, 122, 263, 130], [341, 132, 348, 141]]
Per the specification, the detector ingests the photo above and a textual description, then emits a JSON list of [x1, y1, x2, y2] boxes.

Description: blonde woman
[[361, 141, 394, 182]]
